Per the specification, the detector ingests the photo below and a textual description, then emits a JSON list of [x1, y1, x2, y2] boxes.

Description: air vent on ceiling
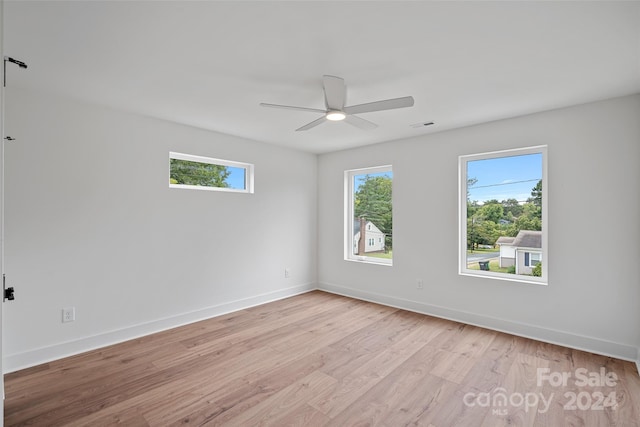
[[410, 121, 435, 128]]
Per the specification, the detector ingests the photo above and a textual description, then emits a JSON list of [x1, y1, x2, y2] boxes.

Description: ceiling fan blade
[[323, 75, 346, 110], [344, 114, 378, 130], [343, 96, 414, 115], [295, 116, 327, 131], [260, 103, 326, 114]]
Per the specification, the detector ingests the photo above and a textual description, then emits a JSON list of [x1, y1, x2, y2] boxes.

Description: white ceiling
[[4, 1, 640, 154]]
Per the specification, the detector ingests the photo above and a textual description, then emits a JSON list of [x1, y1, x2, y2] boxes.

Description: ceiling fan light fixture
[[326, 110, 346, 121], [260, 75, 414, 131]]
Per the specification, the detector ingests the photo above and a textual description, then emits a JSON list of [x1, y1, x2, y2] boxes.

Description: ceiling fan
[[260, 75, 415, 131]]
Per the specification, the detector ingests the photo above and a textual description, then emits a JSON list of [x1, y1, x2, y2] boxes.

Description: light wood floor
[[4, 291, 640, 426]]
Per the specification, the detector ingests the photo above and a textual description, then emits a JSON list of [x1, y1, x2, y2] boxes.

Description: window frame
[[169, 151, 254, 194], [345, 165, 393, 266], [459, 145, 547, 285]]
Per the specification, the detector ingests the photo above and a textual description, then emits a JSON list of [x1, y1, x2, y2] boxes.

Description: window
[[345, 165, 393, 265], [169, 152, 254, 193], [459, 146, 547, 284], [524, 252, 541, 267]]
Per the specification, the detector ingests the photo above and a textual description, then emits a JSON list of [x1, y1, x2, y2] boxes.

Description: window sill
[[345, 257, 393, 267], [459, 270, 547, 286], [169, 183, 252, 194]]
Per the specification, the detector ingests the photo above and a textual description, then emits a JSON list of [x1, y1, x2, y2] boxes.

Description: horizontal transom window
[[169, 152, 254, 193]]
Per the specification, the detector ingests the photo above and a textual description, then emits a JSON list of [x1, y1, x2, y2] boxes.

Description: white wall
[[3, 87, 639, 372], [3, 87, 317, 371], [318, 94, 640, 362]]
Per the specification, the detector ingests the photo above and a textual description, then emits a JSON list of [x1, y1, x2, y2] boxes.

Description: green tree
[[466, 177, 479, 218], [530, 180, 542, 207], [506, 204, 542, 236], [477, 202, 504, 224], [532, 262, 542, 277], [467, 217, 479, 250], [170, 159, 230, 187], [505, 211, 515, 223], [476, 220, 500, 246], [354, 174, 393, 248], [467, 200, 480, 219], [468, 217, 501, 249], [502, 198, 523, 218], [526, 179, 543, 221], [466, 177, 479, 250]]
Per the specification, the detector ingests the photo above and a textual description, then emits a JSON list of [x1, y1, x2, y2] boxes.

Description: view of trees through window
[[462, 148, 545, 281], [169, 152, 250, 192], [170, 158, 233, 188], [348, 167, 393, 263]]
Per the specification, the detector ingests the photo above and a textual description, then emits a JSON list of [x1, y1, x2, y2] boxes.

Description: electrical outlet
[[284, 268, 291, 278], [417, 279, 424, 289], [62, 307, 75, 323]]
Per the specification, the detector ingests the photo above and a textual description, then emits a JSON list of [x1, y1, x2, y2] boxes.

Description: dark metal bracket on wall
[[3, 274, 15, 302], [3, 56, 28, 87], [4, 57, 28, 141]]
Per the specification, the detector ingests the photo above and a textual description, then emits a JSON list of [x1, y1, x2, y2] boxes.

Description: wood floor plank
[[217, 371, 337, 426], [5, 340, 187, 414], [411, 390, 486, 427], [430, 349, 482, 384], [479, 352, 549, 427], [152, 351, 329, 425], [458, 356, 511, 396], [178, 292, 356, 350], [325, 343, 454, 426], [68, 406, 150, 427], [308, 326, 429, 417], [4, 290, 639, 426], [444, 324, 495, 358], [621, 362, 640, 425], [267, 303, 397, 356], [327, 309, 425, 354], [317, 345, 374, 381], [479, 331, 521, 376], [271, 403, 331, 427]]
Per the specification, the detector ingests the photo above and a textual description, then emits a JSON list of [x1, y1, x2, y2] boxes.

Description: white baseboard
[[6, 282, 637, 374], [318, 282, 639, 363], [3, 283, 316, 373]]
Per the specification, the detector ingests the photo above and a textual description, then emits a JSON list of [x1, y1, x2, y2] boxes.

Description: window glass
[[169, 152, 254, 193], [346, 166, 393, 265], [460, 146, 546, 283]]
